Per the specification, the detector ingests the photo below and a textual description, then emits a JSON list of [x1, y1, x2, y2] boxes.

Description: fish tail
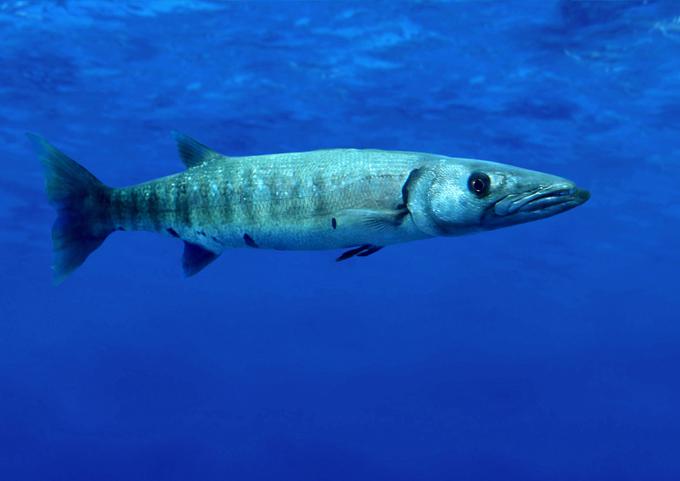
[[29, 134, 114, 284]]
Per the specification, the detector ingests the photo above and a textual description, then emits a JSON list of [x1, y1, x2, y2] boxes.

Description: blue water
[[1, 1, 679, 479]]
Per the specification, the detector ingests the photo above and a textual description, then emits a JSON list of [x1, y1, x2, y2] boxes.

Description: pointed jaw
[[483, 182, 590, 227]]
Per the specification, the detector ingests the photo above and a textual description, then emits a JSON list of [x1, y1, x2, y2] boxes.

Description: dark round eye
[[468, 172, 491, 197]]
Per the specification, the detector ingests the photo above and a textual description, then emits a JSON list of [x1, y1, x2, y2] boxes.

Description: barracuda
[[30, 132, 590, 283]]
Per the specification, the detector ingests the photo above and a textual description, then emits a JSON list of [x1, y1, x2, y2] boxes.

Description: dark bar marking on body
[[93, 188, 111, 227], [312, 172, 329, 215], [242, 167, 256, 221], [288, 180, 302, 216], [147, 188, 161, 230], [167, 227, 180, 238], [219, 181, 234, 224], [199, 177, 213, 226], [243, 233, 258, 248], [331, 217, 337, 229], [291, 179, 302, 200], [177, 182, 192, 227], [111, 190, 124, 227], [128, 188, 139, 228], [265, 175, 277, 219], [134, 188, 146, 227]]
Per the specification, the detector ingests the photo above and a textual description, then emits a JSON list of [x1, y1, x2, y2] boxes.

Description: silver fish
[[30, 132, 590, 283]]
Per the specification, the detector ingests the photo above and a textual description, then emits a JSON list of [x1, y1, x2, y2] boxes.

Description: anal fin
[[182, 241, 219, 276]]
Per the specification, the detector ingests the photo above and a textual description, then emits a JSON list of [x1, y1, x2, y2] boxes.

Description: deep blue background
[[1, 1, 679, 480]]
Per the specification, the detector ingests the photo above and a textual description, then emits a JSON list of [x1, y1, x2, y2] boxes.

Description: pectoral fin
[[334, 208, 409, 232], [336, 244, 383, 262]]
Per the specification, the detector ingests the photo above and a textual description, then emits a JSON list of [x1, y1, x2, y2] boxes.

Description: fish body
[[111, 147, 430, 252], [30, 133, 590, 283]]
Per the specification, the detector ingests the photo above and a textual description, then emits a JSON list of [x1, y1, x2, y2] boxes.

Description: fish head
[[406, 157, 590, 236]]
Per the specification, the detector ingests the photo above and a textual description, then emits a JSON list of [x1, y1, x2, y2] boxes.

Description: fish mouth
[[493, 183, 590, 218]]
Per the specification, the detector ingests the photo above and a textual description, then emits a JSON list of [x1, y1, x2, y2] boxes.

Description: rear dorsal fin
[[172, 131, 223, 168]]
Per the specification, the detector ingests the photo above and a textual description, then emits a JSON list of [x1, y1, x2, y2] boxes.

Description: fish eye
[[467, 172, 491, 197]]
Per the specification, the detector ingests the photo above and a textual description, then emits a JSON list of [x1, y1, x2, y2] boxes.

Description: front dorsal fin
[[182, 241, 219, 276], [172, 131, 223, 168]]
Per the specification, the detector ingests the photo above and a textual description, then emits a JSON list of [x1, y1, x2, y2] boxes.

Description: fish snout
[[487, 179, 589, 227]]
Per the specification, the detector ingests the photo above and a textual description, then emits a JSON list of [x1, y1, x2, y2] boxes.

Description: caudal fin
[[29, 134, 113, 284]]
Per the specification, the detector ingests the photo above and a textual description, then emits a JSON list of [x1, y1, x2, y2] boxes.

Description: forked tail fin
[[29, 134, 113, 284]]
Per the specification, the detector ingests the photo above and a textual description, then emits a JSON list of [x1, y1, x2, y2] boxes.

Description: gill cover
[[404, 167, 443, 236], [405, 162, 489, 237]]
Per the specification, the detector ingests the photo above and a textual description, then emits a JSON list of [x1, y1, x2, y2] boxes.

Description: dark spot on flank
[[167, 227, 179, 238], [116, 226, 126, 231], [243, 233, 258, 248], [331, 217, 337, 229], [197, 230, 206, 236]]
